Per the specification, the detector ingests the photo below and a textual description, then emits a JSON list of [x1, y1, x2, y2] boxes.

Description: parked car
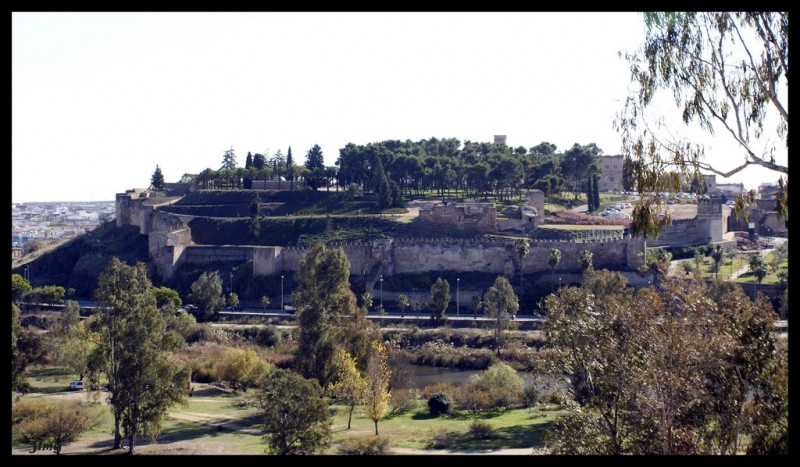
[[605, 211, 631, 219], [69, 380, 85, 390]]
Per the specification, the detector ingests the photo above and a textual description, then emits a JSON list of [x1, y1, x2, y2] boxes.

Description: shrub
[[457, 387, 491, 413], [522, 385, 540, 408], [421, 382, 457, 401], [255, 326, 280, 347], [538, 389, 565, 405], [427, 429, 455, 449], [390, 388, 418, 413], [338, 435, 390, 455], [427, 392, 452, 416], [468, 420, 498, 439], [465, 362, 524, 409]]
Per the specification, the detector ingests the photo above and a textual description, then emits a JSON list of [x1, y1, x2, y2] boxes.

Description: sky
[[12, 12, 787, 203]]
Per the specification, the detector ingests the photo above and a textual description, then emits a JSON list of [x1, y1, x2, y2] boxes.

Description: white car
[[605, 211, 631, 219], [69, 380, 85, 390]]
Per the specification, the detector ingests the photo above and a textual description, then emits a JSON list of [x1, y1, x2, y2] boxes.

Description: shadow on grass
[[27, 386, 73, 395], [27, 367, 73, 378], [443, 423, 549, 450]]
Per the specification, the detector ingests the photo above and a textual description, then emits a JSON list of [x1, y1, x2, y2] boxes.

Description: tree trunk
[[374, 420, 379, 436], [348, 404, 354, 430], [127, 434, 135, 455], [113, 411, 122, 449]]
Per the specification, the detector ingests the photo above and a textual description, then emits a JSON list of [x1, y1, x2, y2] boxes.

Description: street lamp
[[456, 278, 460, 317], [558, 277, 562, 290], [281, 275, 284, 312], [379, 275, 383, 308], [229, 272, 233, 295], [25, 266, 29, 282]]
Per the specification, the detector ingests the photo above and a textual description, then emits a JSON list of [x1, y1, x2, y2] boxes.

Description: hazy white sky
[[12, 12, 786, 202]]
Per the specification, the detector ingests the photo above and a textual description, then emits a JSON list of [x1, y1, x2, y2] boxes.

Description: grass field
[[15, 365, 563, 455]]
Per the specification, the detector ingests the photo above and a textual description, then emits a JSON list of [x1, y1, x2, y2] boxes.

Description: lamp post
[[229, 272, 233, 295], [379, 275, 383, 308], [456, 278, 460, 317], [281, 275, 284, 312], [558, 277, 562, 290], [25, 266, 29, 282]]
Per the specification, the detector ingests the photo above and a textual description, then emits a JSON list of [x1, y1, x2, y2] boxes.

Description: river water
[[406, 364, 537, 389]]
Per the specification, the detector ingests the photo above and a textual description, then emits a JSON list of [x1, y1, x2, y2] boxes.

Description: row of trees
[[157, 139, 608, 202], [336, 138, 604, 201]]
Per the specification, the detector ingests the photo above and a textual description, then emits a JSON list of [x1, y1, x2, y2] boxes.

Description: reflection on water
[[407, 364, 536, 389]]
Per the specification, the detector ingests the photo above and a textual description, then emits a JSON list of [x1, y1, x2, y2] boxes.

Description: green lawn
[[327, 402, 564, 453]]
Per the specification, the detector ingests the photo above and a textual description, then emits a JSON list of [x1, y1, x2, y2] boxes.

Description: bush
[[468, 420, 498, 439], [457, 387, 491, 413], [522, 385, 540, 408], [464, 362, 524, 409], [421, 382, 457, 401], [338, 435, 390, 455], [428, 392, 452, 416], [390, 388, 418, 413], [538, 389, 565, 405], [255, 326, 280, 347], [427, 429, 455, 449]]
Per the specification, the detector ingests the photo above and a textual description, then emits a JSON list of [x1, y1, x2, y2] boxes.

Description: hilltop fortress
[[115, 188, 727, 285]]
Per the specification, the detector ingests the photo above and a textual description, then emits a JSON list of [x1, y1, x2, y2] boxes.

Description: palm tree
[[710, 245, 725, 281], [579, 249, 594, 273]]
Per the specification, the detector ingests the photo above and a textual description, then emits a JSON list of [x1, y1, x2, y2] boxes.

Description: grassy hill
[[11, 221, 149, 299]]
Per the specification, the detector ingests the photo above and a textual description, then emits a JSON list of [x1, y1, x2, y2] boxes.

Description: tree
[[363, 341, 391, 435], [12, 399, 99, 455], [429, 277, 450, 323], [150, 165, 165, 191], [245, 152, 253, 169], [592, 173, 600, 210], [57, 318, 95, 381], [630, 196, 671, 257], [579, 249, 594, 273], [12, 273, 31, 303], [253, 152, 267, 171], [361, 292, 373, 311], [515, 238, 530, 291], [329, 349, 367, 430], [293, 243, 358, 388], [187, 271, 225, 321], [152, 286, 181, 308], [220, 147, 237, 170], [482, 276, 518, 356], [286, 146, 296, 190], [542, 277, 784, 454], [214, 347, 269, 392], [548, 248, 561, 289], [617, 12, 787, 188], [91, 258, 188, 453], [257, 368, 332, 455], [260, 295, 270, 311], [586, 175, 594, 213], [470, 295, 482, 319], [28, 285, 65, 305], [710, 245, 725, 280], [749, 253, 769, 288], [397, 294, 409, 317], [305, 144, 326, 190], [642, 248, 672, 286], [227, 292, 239, 310]]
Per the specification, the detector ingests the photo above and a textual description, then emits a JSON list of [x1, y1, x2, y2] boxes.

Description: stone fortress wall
[[117, 188, 727, 283]]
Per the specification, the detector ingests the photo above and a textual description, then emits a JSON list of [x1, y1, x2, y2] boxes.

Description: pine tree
[[305, 144, 325, 190], [245, 152, 253, 169], [150, 165, 165, 191], [221, 147, 237, 170]]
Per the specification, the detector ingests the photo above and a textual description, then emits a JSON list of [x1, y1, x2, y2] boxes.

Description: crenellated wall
[[115, 188, 646, 282]]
